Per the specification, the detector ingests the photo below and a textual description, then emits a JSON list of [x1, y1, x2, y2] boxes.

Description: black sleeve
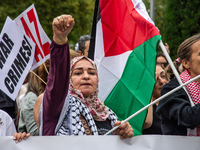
[[157, 78, 200, 128]]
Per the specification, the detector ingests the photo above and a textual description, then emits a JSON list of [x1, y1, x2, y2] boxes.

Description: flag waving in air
[[89, 0, 161, 136]]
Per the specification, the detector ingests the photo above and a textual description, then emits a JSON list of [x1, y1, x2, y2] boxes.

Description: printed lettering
[[13, 52, 26, 74], [4, 77, 14, 94], [23, 35, 32, 50], [0, 33, 14, 69], [7, 69, 19, 86], [11, 64, 20, 78], [2, 33, 14, 49], [19, 44, 30, 63], [0, 50, 6, 69]]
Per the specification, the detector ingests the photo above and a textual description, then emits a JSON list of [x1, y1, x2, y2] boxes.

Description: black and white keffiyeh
[[56, 95, 98, 135], [56, 95, 118, 135]]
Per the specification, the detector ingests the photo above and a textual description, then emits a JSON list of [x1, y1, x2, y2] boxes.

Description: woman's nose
[[83, 72, 89, 79]]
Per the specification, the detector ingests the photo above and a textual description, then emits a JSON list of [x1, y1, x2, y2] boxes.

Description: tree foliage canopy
[[1, 0, 199, 59], [163, 0, 200, 59], [0, 0, 95, 49]]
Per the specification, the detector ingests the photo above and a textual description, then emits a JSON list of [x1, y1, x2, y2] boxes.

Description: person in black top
[[157, 33, 200, 136]]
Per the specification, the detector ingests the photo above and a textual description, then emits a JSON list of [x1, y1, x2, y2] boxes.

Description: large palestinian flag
[[89, 0, 161, 136]]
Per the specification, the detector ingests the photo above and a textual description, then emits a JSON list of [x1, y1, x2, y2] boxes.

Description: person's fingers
[[59, 15, 65, 31], [13, 132, 18, 141], [52, 17, 60, 31], [63, 15, 72, 26], [128, 129, 134, 137], [68, 18, 75, 27], [62, 15, 68, 30], [53, 15, 74, 33], [115, 122, 134, 139], [14, 132, 22, 143], [55, 16, 62, 31], [20, 132, 27, 140], [65, 16, 75, 32], [124, 125, 134, 138], [114, 121, 121, 134], [114, 121, 121, 127], [25, 133, 31, 140], [118, 122, 129, 134], [13, 132, 31, 143]]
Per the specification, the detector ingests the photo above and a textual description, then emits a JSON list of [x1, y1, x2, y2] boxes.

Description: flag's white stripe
[[94, 19, 105, 67], [94, 19, 131, 101], [131, 0, 155, 26]]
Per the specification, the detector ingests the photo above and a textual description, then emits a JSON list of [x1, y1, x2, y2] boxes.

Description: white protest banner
[[1, 135, 200, 150], [14, 4, 51, 70], [0, 17, 35, 100]]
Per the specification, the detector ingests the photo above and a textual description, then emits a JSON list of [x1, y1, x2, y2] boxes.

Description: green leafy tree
[[0, 0, 95, 49], [163, 0, 200, 59]]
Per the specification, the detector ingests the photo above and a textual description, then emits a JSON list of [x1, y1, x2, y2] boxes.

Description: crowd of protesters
[[1, 13, 200, 144]]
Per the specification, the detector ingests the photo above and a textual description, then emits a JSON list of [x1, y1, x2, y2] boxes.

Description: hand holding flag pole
[[104, 73, 200, 135]]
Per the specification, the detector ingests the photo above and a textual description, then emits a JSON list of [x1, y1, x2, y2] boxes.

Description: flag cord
[[29, 70, 47, 85], [104, 73, 200, 135], [43, 63, 49, 75], [159, 40, 194, 106]]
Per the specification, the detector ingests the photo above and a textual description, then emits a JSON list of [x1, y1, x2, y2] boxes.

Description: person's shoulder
[[0, 109, 9, 116], [0, 109, 13, 122], [21, 92, 37, 109], [24, 92, 37, 101]]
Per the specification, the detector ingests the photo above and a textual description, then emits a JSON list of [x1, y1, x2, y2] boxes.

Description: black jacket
[[0, 90, 16, 118], [143, 104, 162, 135], [157, 78, 200, 135]]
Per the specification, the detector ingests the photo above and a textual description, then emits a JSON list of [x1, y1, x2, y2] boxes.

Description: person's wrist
[[53, 36, 68, 45]]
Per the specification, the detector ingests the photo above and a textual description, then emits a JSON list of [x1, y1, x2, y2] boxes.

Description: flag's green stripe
[[105, 35, 161, 136]]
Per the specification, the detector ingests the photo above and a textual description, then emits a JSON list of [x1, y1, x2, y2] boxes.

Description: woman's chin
[[82, 91, 93, 98]]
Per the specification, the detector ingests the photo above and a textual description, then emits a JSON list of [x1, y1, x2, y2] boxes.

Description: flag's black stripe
[[88, 0, 100, 60]]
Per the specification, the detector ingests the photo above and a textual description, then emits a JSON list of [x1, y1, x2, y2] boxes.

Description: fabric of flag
[[89, 0, 161, 136]]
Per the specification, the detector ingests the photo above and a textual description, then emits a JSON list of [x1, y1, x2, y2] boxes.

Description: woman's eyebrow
[[72, 68, 83, 71], [73, 67, 83, 70], [72, 67, 96, 71], [88, 68, 96, 70], [160, 70, 165, 76]]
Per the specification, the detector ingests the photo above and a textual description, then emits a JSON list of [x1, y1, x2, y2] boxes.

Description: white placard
[[0, 135, 200, 150], [0, 17, 35, 100]]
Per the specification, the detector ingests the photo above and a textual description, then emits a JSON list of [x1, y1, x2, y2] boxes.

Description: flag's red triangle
[[100, 0, 160, 57]]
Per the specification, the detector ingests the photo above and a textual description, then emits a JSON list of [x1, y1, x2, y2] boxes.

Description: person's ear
[[78, 50, 83, 56], [182, 60, 190, 69]]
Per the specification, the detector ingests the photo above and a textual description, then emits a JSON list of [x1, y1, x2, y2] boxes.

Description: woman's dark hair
[[78, 35, 91, 54], [156, 52, 168, 68]]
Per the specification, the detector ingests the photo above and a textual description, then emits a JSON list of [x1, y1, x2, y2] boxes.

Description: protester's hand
[[52, 14, 75, 45], [164, 43, 170, 54], [114, 121, 134, 139], [13, 132, 30, 143]]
